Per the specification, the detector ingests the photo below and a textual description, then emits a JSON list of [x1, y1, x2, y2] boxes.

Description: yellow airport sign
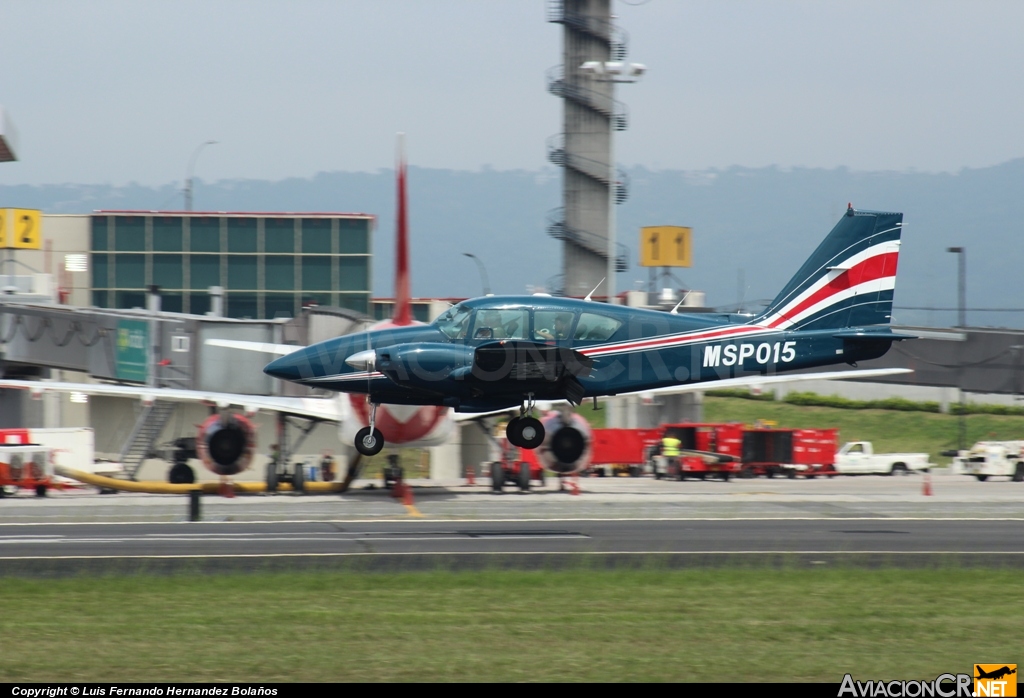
[[0, 208, 42, 249], [641, 225, 691, 267]]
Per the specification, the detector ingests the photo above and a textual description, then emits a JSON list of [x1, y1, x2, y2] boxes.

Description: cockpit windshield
[[433, 304, 473, 339]]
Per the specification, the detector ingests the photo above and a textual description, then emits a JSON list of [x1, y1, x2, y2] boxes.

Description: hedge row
[[704, 388, 1024, 416]]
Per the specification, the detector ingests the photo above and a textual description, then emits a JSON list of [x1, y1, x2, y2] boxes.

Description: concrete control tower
[[546, 0, 636, 298]]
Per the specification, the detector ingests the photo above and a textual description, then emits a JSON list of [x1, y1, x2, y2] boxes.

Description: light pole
[[184, 140, 218, 211], [579, 61, 645, 303], [946, 247, 966, 327], [947, 246, 967, 450], [462, 253, 491, 296]]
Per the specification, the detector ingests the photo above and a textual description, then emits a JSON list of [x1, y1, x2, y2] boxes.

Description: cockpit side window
[[471, 308, 529, 341], [434, 305, 474, 340], [534, 311, 576, 341], [573, 313, 623, 342]]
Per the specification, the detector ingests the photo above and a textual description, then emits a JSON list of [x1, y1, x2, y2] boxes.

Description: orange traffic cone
[[401, 481, 423, 517], [466, 465, 476, 486], [219, 481, 235, 498], [922, 473, 932, 496], [569, 477, 580, 496]]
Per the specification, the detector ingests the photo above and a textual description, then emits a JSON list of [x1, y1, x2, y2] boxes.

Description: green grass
[[2, 567, 1019, 682], [703, 396, 1024, 465]]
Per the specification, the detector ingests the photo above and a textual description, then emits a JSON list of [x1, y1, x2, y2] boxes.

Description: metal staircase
[[546, 208, 629, 272], [546, 66, 628, 130], [119, 400, 177, 480], [546, 0, 634, 293], [547, 0, 628, 59]]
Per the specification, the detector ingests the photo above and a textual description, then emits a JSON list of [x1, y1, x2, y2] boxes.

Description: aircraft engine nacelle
[[195, 413, 256, 476], [537, 410, 593, 474], [375, 343, 474, 393]]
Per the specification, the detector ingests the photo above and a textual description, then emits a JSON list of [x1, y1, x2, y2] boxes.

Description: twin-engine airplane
[[265, 204, 914, 472]]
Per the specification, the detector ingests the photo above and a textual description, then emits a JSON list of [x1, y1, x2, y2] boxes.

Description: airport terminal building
[[27, 211, 374, 318]]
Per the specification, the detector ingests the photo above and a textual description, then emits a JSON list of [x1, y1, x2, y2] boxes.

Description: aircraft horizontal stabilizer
[[0, 379, 342, 422], [205, 338, 305, 356]]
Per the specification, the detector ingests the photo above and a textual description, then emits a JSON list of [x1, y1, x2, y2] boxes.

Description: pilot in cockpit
[[474, 310, 505, 340]]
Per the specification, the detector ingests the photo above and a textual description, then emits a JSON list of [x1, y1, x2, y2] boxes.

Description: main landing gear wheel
[[506, 417, 524, 446], [355, 427, 385, 456], [516, 417, 545, 449]]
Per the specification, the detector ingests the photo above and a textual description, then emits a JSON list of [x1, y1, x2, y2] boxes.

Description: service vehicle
[[586, 428, 663, 477], [952, 440, 1024, 482], [833, 441, 932, 475], [0, 444, 54, 497], [740, 427, 838, 478], [650, 423, 744, 481]]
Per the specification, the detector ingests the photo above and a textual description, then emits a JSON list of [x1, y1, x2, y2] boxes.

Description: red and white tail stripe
[[759, 239, 901, 330]]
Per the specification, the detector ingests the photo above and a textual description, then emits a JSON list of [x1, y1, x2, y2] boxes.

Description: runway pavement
[[1, 468, 1021, 574]]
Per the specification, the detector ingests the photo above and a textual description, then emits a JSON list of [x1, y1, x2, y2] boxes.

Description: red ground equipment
[[0, 429, 56, 497], [587, 428, 663, 477], [739, 427, 838, 478], [650, 423, 745, 481], [490, 439, 546, 492]]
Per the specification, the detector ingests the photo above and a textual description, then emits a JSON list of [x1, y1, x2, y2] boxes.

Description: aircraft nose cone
[[264, 349, 307, 382]]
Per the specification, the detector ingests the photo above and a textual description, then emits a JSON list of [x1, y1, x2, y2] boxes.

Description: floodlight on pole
[[946, 245, 967, 451], [184, 140, 218, 211], [579, 61, 647, 82]]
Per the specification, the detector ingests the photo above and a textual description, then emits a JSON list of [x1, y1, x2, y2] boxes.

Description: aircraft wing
[[0, 379, 342, 422], [205, 338, 304, 355], [624, 367, 913, 399]]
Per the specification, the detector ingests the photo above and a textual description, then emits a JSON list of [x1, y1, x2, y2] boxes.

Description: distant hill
[[4, 160, 1023, 328]]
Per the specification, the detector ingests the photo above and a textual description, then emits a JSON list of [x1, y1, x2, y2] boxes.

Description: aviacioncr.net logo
[[839, 674, 973, 697], [974, 665, 1017, 697]]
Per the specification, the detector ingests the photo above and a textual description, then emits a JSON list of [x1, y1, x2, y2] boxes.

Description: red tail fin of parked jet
[[392, 132, 413, 327]]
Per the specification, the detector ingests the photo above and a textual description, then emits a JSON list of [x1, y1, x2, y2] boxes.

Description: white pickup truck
[[833, 441, 933, 475], [952, 441, 1024, 482]]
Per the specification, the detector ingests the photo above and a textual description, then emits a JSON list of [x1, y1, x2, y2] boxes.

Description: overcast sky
[[3, 1, 1024, 186]]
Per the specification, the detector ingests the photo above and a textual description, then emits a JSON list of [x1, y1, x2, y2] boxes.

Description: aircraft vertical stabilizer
[[755, 205, 903, 332]]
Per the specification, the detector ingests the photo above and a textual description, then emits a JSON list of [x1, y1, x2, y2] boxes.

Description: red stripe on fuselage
[[581, 324, 765, 357]]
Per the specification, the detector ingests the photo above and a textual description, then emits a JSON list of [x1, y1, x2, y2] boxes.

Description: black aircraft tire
[[355, 427, 385, 456], [491, 461, 505, 492], [169, 461, 196, 484], [292, 462, 305, 494], [505, 418, 524, 447], [1013, 462, 1024, 483], [266, 462, 278, 493], [518, 417, 546, 450], [35, 484, 47, 497], [517, 463, 530, 491]]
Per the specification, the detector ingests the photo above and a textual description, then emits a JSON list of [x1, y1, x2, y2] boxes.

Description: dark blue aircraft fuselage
[[265, 295, 895, 412]]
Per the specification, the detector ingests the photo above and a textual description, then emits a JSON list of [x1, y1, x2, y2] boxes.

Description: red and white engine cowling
[[536, 409, 592, 474], [195, 413, 256, 476]]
